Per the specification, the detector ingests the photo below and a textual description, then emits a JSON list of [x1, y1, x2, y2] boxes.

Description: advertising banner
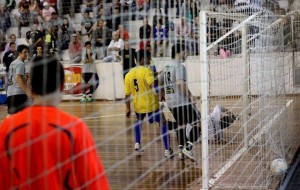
[[63, 64, 83, 98]]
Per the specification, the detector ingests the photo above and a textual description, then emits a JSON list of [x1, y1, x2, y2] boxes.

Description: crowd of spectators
[[0, 0, 293, 66]]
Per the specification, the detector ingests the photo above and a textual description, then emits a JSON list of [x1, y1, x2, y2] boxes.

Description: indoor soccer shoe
[[164, 149, 174, 158], [178, 150, 185, 160], [134, 143, 144, 152], [182, 148, 195, 161], [80, 97, 87, 103], [178, 146, 185, 160], [87, 96, 93, 102]]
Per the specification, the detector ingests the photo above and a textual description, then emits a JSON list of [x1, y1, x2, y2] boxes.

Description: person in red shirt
[[0, 56, 110, 190], [118, 24, 129, 41]]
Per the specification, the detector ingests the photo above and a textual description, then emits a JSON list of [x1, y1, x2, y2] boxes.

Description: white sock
[[186, 123, 193, 140]]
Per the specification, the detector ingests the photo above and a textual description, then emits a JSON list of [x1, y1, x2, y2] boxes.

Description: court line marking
[[208, 99, 293, 187], [82, 113, 126, 120], [59, 102, 125, 107]]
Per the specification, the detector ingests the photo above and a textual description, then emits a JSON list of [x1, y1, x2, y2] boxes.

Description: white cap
[[43, 2, 49, 6]]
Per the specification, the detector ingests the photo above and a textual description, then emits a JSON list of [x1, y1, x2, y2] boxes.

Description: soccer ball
[[270, 158, 288, 175]]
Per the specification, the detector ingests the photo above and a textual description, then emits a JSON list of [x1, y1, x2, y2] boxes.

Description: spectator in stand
[[192, 16, 199, 38], [190, 0, 199, 20], [44, 11, 62, 48], [60, 17, 75, 50], [18, 0, 30, 11], [219, 28, 233, 59], [5, 0, 16, 12], [152, 8, 163, 28], [29, 0, 42, 16], [120, 0, 134, 12], [231, 30, 242, 54], [190, 30, 199, 55], [5, 34, 17, 52], [31, 45, 43, 62], [26, 23, 44, 58], [96, 6, 105, 20], [0, 30, 6, 51], [2, 42, 17, 73], [44, 11, 62, 33], [42, 2, 55, 22], [83, 0, 94, 13], [207, 17, 219, 44], [111, 7, 121, 31], [175, 0, 180, 18], [153, 22, 168, 57], [134, 0, 150, 20], [175, 17, 191, 40], [175, 17, 191, 52], [81, 10, 94, 40], [190, 16, 199, 55], [139, 18, 151, 49], [60, 0, 70, 16], [117, 40, 136, 79], [96, 7, 112, 29], [44, 0, 57, 11], [156, 0, 170, 16], [118, 24, 129, 41], [0, 4, 11, 34], [93, 19, 112, 59], [68, 33, 82, 63], [103, 31, 124, 62], [14, 5, 32, 37], [44, 26, 58, 55], [179, 0, 193, 22], [110, 0, 121, 13]]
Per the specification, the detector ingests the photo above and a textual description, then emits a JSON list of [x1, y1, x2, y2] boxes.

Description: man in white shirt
[[103, 31, 124, 62], [7, 45, 32, 115]]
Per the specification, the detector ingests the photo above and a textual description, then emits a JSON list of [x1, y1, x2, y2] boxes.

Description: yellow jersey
[[124, 66, 159, 113]]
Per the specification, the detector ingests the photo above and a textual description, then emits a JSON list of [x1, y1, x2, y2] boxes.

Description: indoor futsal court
[[1, 0, 300, 189], [1, 96, 298, 189]]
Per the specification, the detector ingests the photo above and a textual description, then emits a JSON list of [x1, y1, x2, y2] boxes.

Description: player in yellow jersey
[[124, 49, 173, 157]]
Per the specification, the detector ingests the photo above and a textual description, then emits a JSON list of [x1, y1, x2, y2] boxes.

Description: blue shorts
[[135, 109, 161, 123]]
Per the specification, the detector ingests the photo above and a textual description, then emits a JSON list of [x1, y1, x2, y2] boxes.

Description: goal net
[[1, 1, 300, 190], [199, 10, 299, 189]]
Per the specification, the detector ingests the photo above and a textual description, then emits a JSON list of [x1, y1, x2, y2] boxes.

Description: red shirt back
[[0, 106, 109, 190]]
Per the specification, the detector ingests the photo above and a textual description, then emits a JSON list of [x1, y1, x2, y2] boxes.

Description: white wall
[[1, 52, 299, 100]]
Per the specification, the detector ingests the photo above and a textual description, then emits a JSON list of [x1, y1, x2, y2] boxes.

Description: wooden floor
[[1, 97, 300, 190]]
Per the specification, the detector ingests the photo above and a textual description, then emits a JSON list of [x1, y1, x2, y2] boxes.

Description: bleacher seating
[[21, 27, 30, 38], [16, 38, 29, 45], [2, 0, 281, 61], [8, 27, 18, 37]]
